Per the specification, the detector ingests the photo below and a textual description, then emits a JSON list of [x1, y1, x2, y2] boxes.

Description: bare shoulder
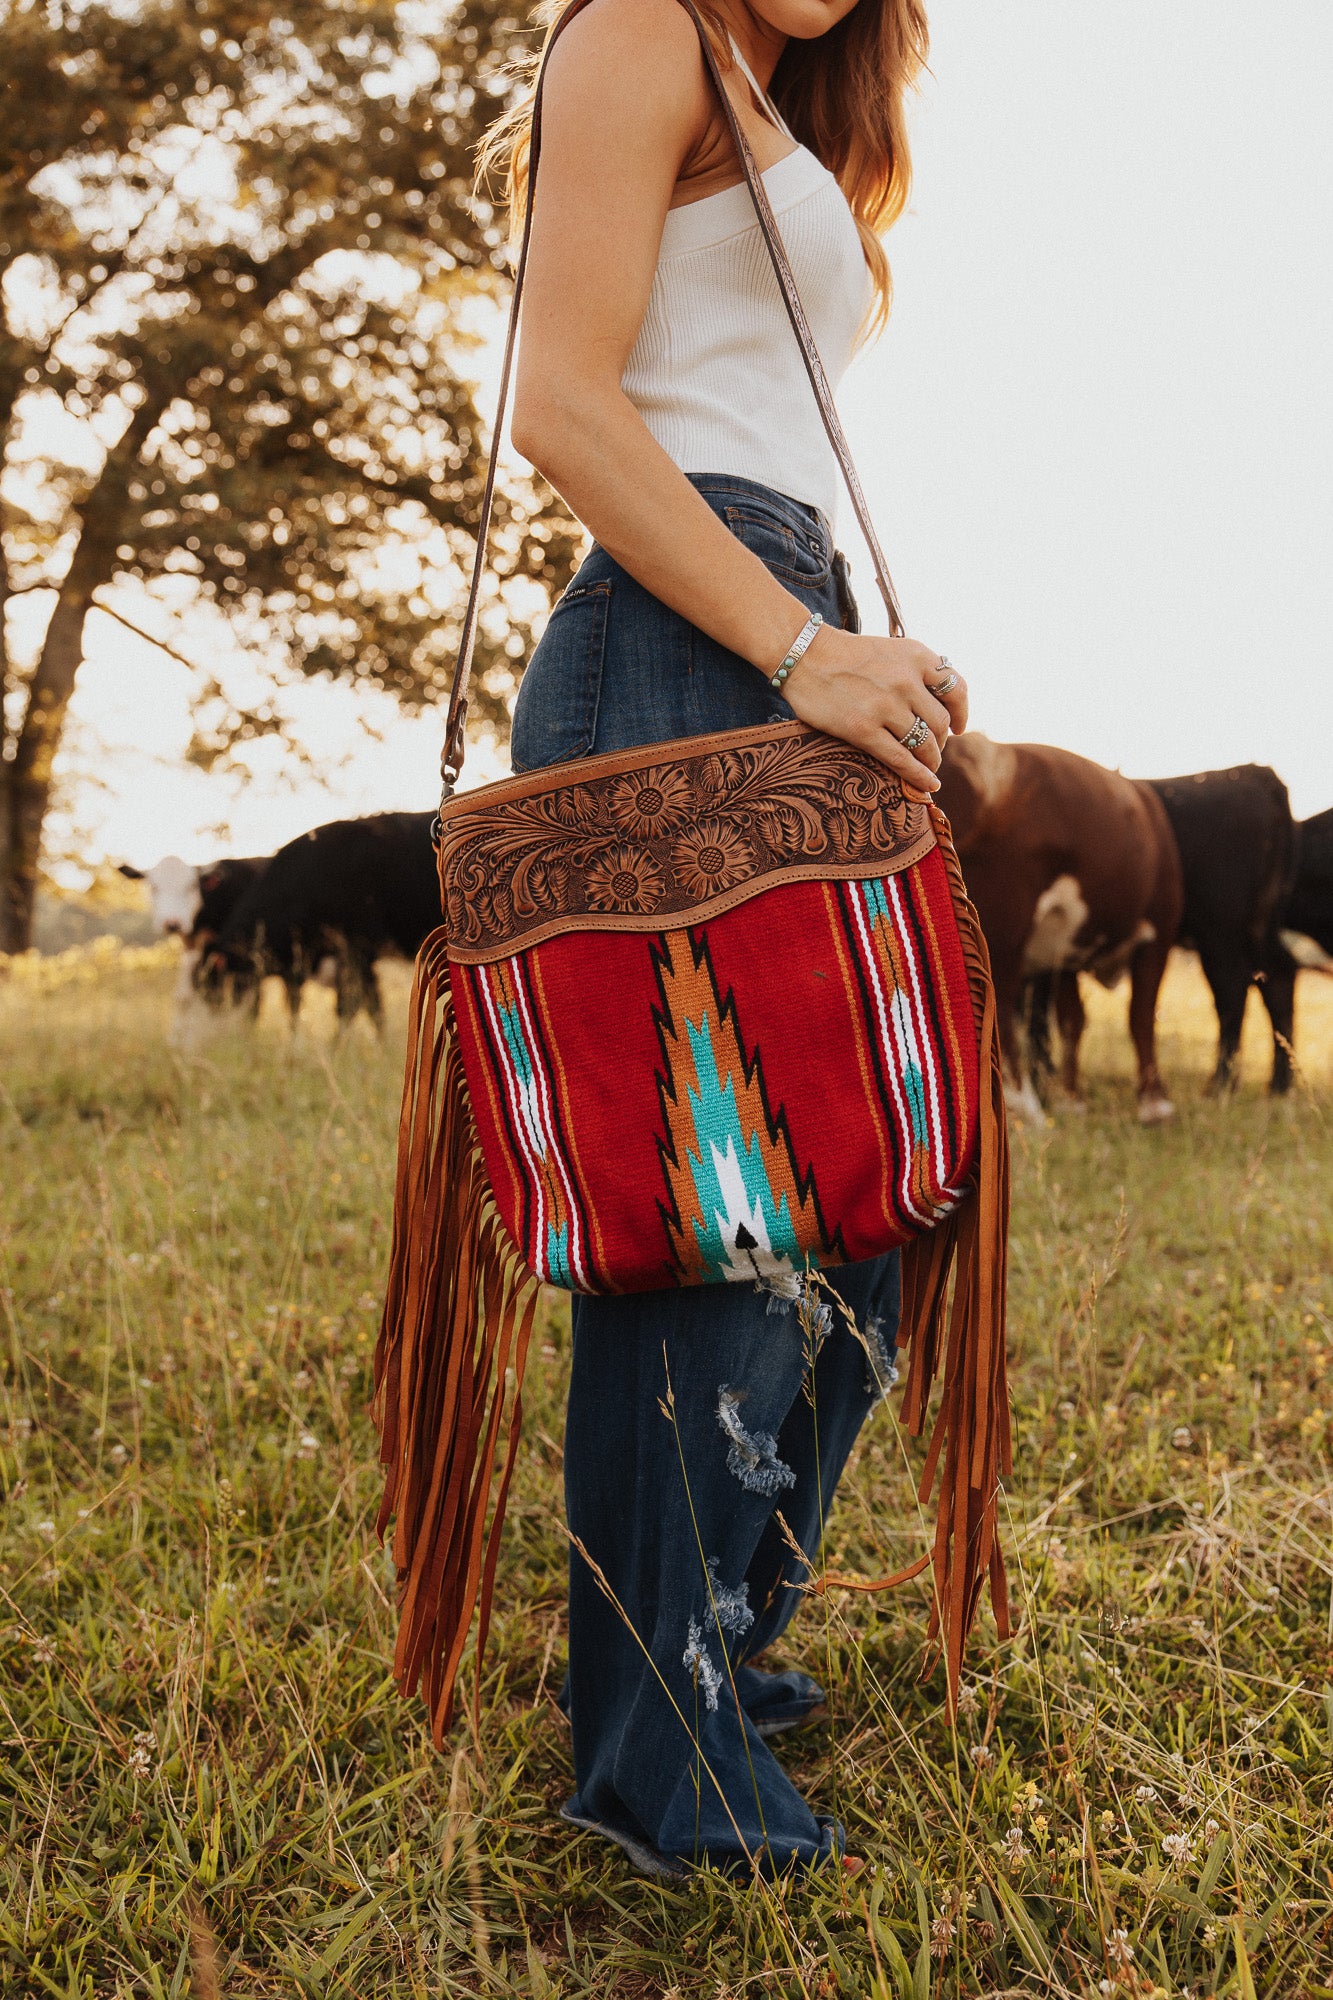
[[542, 0, 711, 149]]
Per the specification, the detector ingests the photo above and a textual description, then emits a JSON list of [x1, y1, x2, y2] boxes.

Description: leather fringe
[[372, 929, 539, 1743], [897, 805, 1013, 1716]]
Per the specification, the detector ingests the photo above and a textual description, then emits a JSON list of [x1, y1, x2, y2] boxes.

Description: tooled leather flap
[[437, 720, 936, 963]]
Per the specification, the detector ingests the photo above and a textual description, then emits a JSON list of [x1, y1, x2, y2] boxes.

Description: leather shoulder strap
[[439, 0, 904, 801]]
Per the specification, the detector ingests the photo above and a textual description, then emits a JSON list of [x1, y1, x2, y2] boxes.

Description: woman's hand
[[780, 625, 968, 794]]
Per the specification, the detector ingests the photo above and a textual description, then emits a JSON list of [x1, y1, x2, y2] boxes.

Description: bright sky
[[58, 0, 1333, 873]]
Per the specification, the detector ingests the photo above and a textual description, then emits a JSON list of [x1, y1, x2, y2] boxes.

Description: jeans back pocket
[[510, 577, 613, 772]]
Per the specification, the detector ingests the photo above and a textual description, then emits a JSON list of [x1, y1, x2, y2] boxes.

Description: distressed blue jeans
[[510, 475, 902, 1876]]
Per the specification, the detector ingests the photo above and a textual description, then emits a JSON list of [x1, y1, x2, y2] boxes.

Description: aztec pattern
[[450, 846, 978, 1295], [651, 929, 832, 1286], [463, 955, 588, 1290], [837, 871, 969, 1235]]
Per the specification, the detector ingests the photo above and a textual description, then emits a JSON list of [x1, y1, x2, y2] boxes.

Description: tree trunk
[[0, 397, 161, 954], [1, 577, 97, 952]]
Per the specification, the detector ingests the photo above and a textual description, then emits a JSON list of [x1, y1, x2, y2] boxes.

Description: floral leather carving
[[437, 719, 936, 963]]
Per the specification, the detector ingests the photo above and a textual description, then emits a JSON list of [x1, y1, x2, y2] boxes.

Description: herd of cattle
[[122, 739, 1333, 1120]]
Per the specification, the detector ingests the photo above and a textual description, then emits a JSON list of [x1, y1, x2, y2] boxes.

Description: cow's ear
[[117, 863, 144, 880], [200, 868, 224, 892]]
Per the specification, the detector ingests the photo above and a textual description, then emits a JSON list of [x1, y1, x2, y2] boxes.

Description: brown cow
[[937, 737, 1184, 1123]]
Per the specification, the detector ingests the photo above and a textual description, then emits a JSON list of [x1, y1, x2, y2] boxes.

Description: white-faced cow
[[118, 854, 270, 944], [937, 737, 1183, 1123], [208, 811, 440, 1029], [118, 854, 271, 1038]]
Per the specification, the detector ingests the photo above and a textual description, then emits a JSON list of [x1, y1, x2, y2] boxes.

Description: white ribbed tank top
[[622, 40, 873, 527]]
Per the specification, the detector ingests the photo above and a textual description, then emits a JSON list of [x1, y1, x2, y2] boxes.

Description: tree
[[0, 0, 576, 952]]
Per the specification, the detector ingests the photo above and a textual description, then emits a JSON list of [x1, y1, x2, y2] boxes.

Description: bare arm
[[510, 0, 966, 789]]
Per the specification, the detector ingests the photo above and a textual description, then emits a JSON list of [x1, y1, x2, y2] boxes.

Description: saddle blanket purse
[[374, 0, 1011, 1743]]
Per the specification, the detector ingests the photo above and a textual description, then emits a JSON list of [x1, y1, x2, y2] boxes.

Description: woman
[[492, 0, 965, 1876]]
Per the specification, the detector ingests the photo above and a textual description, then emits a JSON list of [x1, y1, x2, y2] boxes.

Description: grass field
[[2, 945, 1332, 1999]]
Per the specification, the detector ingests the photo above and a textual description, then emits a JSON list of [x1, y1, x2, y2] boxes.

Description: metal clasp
[[429, 762, 459, 851]]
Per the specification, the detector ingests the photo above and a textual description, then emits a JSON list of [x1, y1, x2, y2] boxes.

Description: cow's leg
[[994, 948, 1046, 1125], [1054, 970, 1087, 1103], [1129, 936, 1175, 1123], [1256, 944, 1298, 1094], [363, 964, 384, 1033], [1197, 946, 1251, 1093], [335, 945, 378, 1030], [168, 947, 205, 1048], [1023, 973, 1056, 1093]]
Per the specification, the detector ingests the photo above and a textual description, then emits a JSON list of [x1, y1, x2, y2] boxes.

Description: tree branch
[[88, 596, 206, 677]]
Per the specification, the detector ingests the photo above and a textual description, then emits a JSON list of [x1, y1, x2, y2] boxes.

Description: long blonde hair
[[477, 0, 929, 333]]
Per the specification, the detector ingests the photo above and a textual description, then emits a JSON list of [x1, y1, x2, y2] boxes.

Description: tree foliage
[[0, 0, 575, 950]]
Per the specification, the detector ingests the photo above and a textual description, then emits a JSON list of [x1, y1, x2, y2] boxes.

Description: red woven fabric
[[450, 851, 978, 1295]]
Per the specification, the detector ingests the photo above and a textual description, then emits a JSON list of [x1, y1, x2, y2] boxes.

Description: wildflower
[[296, 1433, 319, 1460], [1134, 1784, 1158, 1804], [128, 1730, 155, 1780], [956, 1683, 980, 1717], [1162, 1831, 1192, 1867], [929, 1914, 955, 1960], [1105, 1928, 1135, 1967], [1001, 1826, 1028, 1871], [1030, 1812, 1049, 1835], [1058, 1400, 1077, 1420], [39, 1565, 59, 1587], [969, 1743, 993, 1769], [1204, 1817, 1220, 1840], [30, 1636, 56, 1666], [34, 1520, 55, 1540], [292, 1369, 312, 1391], [108, 1443, 128, 1465], [972, 1919, 997, 1949], [1171, 1426, 1193, 1450], [1202, 1923, 1218, 1947]]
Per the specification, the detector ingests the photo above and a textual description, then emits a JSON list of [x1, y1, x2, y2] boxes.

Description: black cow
[[1255, 805, 1333, 1081], [1147, 765, 1296, 1092], [209, 812, 440, 1028], [1278, 807, 1333, 967], [1029, 764, 1297, 1098]]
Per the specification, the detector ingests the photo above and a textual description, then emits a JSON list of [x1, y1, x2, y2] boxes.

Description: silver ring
[[899, 714, 931, 754], [931, 654, 959, 696]]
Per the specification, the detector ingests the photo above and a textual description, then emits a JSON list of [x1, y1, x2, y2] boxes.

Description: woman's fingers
[[907, 686, 954, 747], [864, 725, 941, 793], [927, 665, 969, 736]]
